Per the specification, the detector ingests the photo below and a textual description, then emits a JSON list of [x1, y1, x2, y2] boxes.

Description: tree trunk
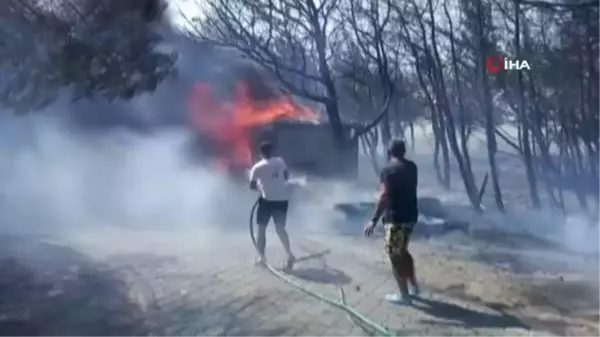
[[360, 129, 381, 175], [409, 121, 415, 151], [515, 0, 541, 208], [438, 112, 452, 189], [445, 1, 474, 194], [476, 0, 504, 211], [312, 19, 345, 148], [380, 113, 392, 146], [431, 109, 445, 185]]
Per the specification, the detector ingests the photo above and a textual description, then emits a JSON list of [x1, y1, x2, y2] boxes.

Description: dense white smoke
[[0, 113, 258, 241], [0, 112, 597, 258], [392, 124, 600, 256]]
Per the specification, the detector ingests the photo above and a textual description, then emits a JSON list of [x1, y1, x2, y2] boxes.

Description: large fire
[[187, 81, 316, 170]]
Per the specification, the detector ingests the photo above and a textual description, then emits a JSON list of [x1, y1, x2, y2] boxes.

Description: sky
[[166, 0, 204, 31]]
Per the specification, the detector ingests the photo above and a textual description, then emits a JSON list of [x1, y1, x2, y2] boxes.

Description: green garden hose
[[249, 198, 399, 337]]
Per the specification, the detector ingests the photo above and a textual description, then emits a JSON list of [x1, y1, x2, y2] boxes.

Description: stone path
[[0, 228, 596, 336]]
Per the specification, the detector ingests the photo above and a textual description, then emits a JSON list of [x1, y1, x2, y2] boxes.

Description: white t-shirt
[[249, 157, 290, 201]]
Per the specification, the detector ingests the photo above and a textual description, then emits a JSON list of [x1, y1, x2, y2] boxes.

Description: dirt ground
[[0, 223, 597, 336]]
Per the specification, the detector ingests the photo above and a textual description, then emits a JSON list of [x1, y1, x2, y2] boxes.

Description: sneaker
[[254, 256, 267, 267], [283, 255, 296, 271], [384, 292, 413, 305], [410, 284, 420, 297]]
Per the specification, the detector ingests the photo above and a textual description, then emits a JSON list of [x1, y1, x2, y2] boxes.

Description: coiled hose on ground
[[248, 197, 399, 336]]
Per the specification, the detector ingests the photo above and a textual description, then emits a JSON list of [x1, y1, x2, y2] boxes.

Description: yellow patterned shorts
[[384, 223, 414, 256]]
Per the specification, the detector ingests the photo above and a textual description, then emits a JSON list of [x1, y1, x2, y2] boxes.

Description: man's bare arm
[[371, 183, 388, 223], [249, 166, 259, 190]]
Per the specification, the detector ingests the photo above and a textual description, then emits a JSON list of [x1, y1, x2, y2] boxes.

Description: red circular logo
[[485, 55, 503, 73]]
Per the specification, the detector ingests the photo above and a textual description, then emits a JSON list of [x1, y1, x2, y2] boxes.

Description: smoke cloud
[[0, 26, 285, 244], [0, 112, 259, 241]]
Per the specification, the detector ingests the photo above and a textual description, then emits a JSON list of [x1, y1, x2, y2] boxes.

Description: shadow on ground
[[441, 280, 599, 336], [516, 278, 600, 336], [102, 250, 327, 336], [521, 279, 600, 322], [296, 250, 331, 263], [413, 297, 529, 330], [0, 235, 300, 337], [287, 266, 352, 285], [0, 235, 148, 336]]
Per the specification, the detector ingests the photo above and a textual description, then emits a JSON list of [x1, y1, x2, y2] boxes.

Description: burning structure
[[251, 120, 358, 178], [187, 80, 358, 178]]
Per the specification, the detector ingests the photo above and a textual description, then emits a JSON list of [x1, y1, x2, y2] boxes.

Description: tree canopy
[[189, 0, 598, 211], [0, 0, 175, 112]]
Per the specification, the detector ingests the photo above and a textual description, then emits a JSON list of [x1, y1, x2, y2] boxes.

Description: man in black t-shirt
[[364, 139, 420, 305]]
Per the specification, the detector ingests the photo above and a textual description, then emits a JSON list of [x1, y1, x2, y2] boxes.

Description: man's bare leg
[[404, 250, 420, 295], [275, 224, 295, 268], [273, 204, 295, 269], [256, 224, 267, 263], [390, 254, 410, 300]]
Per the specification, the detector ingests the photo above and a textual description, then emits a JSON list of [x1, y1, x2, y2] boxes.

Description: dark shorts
[[256, 198, 289, 227], [384, 223, 414, 256]]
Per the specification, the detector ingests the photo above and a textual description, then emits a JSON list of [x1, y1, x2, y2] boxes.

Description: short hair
[[387, 139, 406, 159], [259, 141, 273, 157]]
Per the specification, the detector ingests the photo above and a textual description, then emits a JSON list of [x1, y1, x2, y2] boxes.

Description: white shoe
[[254, 256, 267, 267], [384, 293, 413, 305], [410, 284, 420, 297]]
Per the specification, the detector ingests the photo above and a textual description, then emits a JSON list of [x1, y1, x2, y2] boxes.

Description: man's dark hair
[[387, 139, 406, 159], [259, 141, 273, 158]]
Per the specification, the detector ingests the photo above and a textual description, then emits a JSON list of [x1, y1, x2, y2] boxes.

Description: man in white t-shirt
[[249, 141, 295, 270]]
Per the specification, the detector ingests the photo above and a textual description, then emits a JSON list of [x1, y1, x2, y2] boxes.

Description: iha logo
[[485, 54, 531, 73]]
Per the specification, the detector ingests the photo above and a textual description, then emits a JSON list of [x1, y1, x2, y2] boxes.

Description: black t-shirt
[[380, 159, 419, 223]]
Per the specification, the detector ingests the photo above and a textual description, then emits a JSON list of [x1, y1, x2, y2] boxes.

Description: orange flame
[[187, 82, 316, 170]]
